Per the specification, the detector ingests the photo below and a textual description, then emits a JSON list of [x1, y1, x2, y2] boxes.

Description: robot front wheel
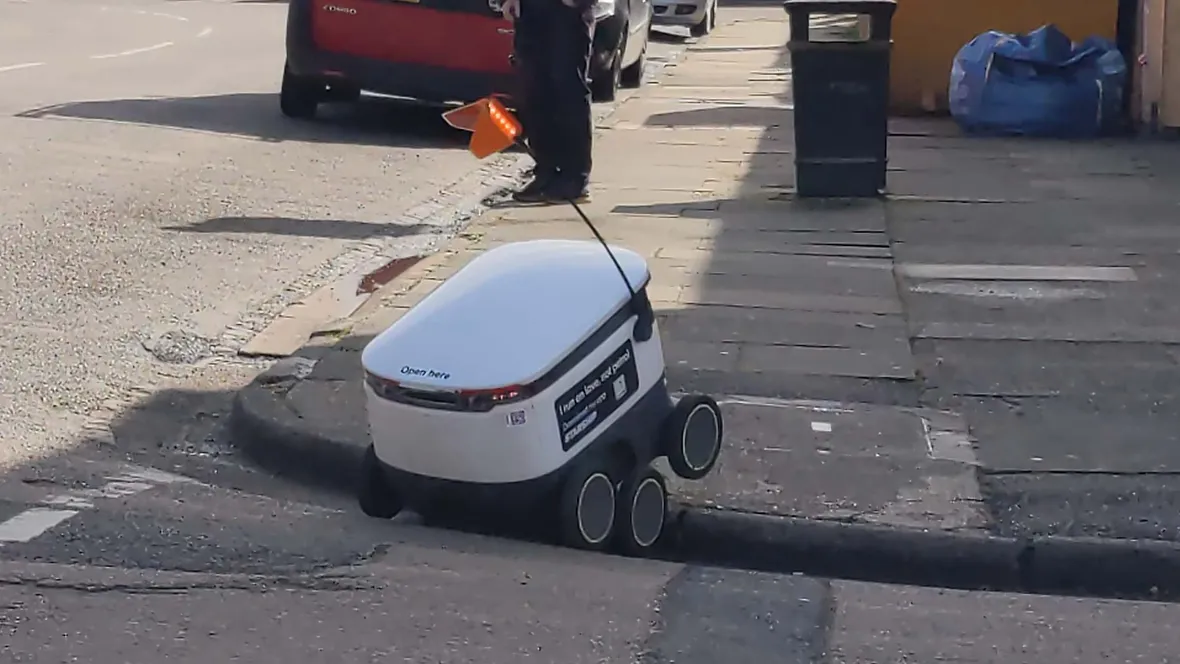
[[559, 461, 669, 555], [662, 395, 724, 481]]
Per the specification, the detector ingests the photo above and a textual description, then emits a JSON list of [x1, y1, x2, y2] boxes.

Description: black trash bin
[[784, 0, 896, 198]]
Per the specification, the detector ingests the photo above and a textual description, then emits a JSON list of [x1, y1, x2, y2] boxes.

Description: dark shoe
[[541, 180, 590, 204], [512, 170, 557, 204]]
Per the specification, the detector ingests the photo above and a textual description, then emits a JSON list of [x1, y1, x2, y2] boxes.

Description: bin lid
[[783, 0, 895, 6], [361, 239, 650, 391], [783, 0, 895, 13]]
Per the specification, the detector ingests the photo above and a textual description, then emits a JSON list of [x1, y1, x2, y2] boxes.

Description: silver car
[[651, 0, 716, 36]]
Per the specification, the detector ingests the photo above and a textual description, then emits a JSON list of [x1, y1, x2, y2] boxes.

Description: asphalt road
[[3, 444, 1180, 662], [0, 0, 483, 469], [0, 0, 689, 470]]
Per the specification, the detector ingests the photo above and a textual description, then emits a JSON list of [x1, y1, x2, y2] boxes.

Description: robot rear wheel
[[559, 460, 618, 551], [358, 444, 403, 519], [613, 465, 668, 556], [661, 395, 724, 480]]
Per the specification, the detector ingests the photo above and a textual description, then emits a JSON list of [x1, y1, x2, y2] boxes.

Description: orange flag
[[441, 96, 522, 160]]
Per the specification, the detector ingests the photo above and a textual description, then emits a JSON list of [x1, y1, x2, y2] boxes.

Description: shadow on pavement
[[163, 217, 431, 241], [649, 28, 690, 45], [644, 105, 790, 128], [15, 93, 470, 149]]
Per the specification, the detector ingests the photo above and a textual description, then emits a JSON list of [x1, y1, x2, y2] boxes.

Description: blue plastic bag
[[949, 24, 1127, 137]]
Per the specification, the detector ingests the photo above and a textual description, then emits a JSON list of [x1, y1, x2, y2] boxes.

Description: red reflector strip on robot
[[459, 385, 530, 410], [364, 371, 399, 397], [459, 385, 526, 401]]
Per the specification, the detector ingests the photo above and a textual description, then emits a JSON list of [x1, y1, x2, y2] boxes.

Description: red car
[[280, 0, 651, 118]]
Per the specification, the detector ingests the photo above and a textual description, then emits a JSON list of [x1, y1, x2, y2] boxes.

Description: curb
[[231, 375, 368, 494], [670, 509, 1180, 602], [232, 373, 1180, 602]]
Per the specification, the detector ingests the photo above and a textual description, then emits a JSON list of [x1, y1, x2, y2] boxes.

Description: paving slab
[[665, 398, 985, 529], [657, 306, 907, 347], [700, 268, 898, 299], [735, 344, 914, 379]]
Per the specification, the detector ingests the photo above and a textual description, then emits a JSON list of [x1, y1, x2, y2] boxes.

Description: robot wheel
[[358, 444, 403, 519], [559, 459, 670, 555], [559, 460, 618, 551], [614, 465, 668, 556], [661, 395, 724, 481]]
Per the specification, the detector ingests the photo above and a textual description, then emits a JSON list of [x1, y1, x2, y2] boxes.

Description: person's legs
[[543, 5, 594, 201], [512, 4, 560, 201]]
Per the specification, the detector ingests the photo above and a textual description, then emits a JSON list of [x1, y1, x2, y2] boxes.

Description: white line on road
[[0, 62, 45, 73], [0, 508, 77, 543], [90, 41, 174, 60], [811, 421, 832, 433], [149, 10, 190, 21], [0, 467, 191, 544], [197, 26, 213, 38]]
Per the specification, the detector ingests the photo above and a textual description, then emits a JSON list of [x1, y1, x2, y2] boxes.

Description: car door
[[626, 0, 651, 62], [312, 0, 514, 77]]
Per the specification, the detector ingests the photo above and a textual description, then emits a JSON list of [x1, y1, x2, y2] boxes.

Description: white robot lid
[[361, 239, 651, 391]]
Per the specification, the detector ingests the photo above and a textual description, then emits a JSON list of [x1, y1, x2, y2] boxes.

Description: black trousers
[[513, 0, 594, 185]]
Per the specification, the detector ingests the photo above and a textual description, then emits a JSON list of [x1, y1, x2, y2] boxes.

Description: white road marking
[[920, 417, 935, 457], [0, 508, 78, 543], [90, 41, 174, 60], [0, 62, 45, 73], [0, 466, 191, 544], [897, 263, 1138, 282], [197, 26, 213, 38], [810, 421, 832, 433], [150, 10, 190, 21]]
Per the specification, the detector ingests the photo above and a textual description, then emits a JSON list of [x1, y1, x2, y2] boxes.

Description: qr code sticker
[[612, 375, 628, 401], [507, 410, 527, 426]]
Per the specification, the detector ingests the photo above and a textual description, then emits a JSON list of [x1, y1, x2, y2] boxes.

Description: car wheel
[[325, 82, 361, 104], [690, 2, 713, 37], [590, 32, 624, 102], [620, 38, 646, 89], [280, 63, 322, 119], [708, 0, 717, 30]]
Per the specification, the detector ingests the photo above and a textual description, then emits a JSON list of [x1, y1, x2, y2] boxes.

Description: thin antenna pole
[[512, 140, 638, 302], [565, 197, 637, 301]]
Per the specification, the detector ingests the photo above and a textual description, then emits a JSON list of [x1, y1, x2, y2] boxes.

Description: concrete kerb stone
[[231, 365, 366, 494], [669, 509, 1180, 602], [230, 379, 1180, 602]]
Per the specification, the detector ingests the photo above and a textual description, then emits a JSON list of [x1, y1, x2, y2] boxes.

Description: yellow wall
[[890, 0, 1120, 114]]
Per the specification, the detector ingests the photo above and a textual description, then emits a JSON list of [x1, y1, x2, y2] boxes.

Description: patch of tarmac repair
[[143, 329, 216, 364]]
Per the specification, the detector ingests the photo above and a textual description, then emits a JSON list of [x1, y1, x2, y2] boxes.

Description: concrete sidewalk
[[229, 6, 1180, 600]]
